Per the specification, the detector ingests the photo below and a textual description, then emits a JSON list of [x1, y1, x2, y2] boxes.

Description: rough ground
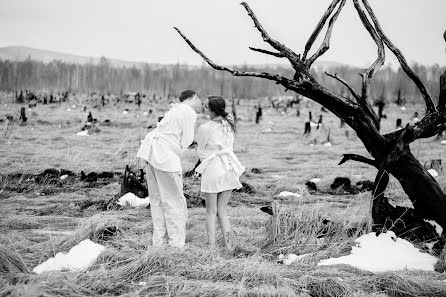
[[1, 95, 446, 296]]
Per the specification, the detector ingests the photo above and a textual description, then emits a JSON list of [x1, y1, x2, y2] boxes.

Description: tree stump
[[19, 107, 27, 125], [304, 122, 311, 135]]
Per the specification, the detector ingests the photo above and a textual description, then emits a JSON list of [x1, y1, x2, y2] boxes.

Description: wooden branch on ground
[[302, 0, 341, 61], [306, 0, 346, 68], [361, 0, 436, 113], [249, 47, 285, 58], [338, 154, 378, 168]]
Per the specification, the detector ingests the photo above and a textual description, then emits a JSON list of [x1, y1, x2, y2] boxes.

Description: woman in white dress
[[195, 96, 245, 250]]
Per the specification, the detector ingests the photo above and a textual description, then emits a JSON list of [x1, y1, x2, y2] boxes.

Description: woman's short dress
[[195, 120, 245, 193]]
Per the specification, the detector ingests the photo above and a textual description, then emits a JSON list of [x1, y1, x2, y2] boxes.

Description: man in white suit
[[137, 90, 202, 248]]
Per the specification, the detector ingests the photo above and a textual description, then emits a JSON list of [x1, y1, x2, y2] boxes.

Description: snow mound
[[33, 239, 105, 274], [428, 169, 439, 178], [318, 231, 437, 272], [278, 191, 301, 198], [117, 192, 150, 208], [279, 253, 311, 265], [76, 130, 89, 136], [310, 178, 322, 183], [271, 174, 283, 179], [423, 219, 443, 236]]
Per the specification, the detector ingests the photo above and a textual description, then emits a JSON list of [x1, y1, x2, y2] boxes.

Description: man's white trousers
[[146, 163, 187, 248]]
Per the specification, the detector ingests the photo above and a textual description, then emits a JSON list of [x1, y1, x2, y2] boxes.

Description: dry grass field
[[1, 94, 446, 296]]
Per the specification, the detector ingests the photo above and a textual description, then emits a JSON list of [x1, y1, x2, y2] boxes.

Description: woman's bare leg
[[204, 193, 218, 247], [217, 190, 233, 251]]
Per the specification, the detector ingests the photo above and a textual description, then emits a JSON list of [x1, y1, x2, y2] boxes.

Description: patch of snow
[[317, 231, 437, 272], [143, 111, 149, 117], [440, 140, 446, 145], [117, 192, 150, 208], [76, 130, 89, 136], [424, 241, 438, 254], [323, 142, 332, 147], [413, 117, 419, 122], [423, 219, 443, 236], [72, 105, 76, 108], [310, 178, 322, 183], [271, 174, 283, 179], [310, 121, 318, 127], [261, 128, 273, 133], [33, 239, 105, 274], [280, 253, 312, 265], [60, 174, 68, 180], [122, 110, 128, 114], [401, 106, 406, 111], [66, 108, 71, 111], [428, 169, 438, 178], [278, 191, 301, 198]]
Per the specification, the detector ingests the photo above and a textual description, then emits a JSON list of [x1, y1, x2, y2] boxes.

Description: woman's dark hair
[[179, 89, 197, 102], [207, 96, 236, 133]]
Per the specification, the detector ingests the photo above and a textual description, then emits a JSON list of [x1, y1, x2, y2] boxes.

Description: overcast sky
[[0, 0, 445, 67]]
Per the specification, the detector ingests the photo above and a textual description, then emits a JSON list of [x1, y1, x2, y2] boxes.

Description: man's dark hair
[[179, 90, 197, 102]]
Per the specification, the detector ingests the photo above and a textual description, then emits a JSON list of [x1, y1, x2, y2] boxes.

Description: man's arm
[[180, 110, 197, 149]]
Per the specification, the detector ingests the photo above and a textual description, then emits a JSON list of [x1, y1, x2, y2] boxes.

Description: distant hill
[[0, 46, 153, 68], [0, 45, 348, 70]]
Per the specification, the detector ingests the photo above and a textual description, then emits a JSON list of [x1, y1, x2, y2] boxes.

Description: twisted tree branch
[[302, 0, 341, 61], [326, 72, 360, 102], [339, 154, 378, 168], [352, 0, 382, 130], [249, 47, 285, 58], [174, 27, 294, 87], [353, 0, 385, 99], [306, 0, 346, 68], [384, 111, 446, 143], [240, 2, 304, 72], [361, 0, 436, 114]]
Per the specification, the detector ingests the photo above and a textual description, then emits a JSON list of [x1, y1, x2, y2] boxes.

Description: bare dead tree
[[175, 0, 446, 249]]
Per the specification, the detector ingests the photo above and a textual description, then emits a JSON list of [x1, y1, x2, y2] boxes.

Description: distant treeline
[[0, 56, 444, 104]]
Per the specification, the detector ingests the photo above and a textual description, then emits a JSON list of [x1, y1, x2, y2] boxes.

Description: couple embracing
[[136, 90, 244, 251]]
